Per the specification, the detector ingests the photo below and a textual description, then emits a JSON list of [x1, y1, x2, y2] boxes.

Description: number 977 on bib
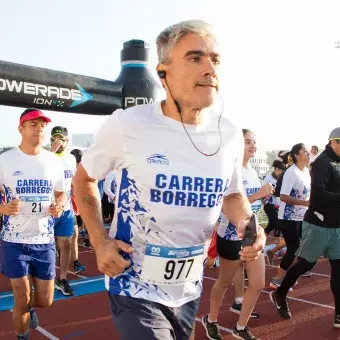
[[140, 244, 205, 286]]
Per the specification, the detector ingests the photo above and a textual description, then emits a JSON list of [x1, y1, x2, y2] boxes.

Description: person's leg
[[264, 204, 277, 235], [233, 262, 244, 303], [172, 297, 200, 339], [29, 242, 56, 308], [272, 222, 326, 319], [208, 238, 241, 322], [109, 293, 174, 340], [56, 236, 72, 280], [189, 325, 195, 340], [273, 221, 301, 283], [10, 277, 31, 336], [202, 237, 241, 340], [276, 257, 315, 298], [330, 259, 340, 324], [31, 278, 55, 308], [208, 257, 239, 321], [54, 211, 75, 295], [270, 238, 286, 255], [267, 238, 286, 265], [71, 222, 86, 274], [237, 253, 265, 327], [0, 241, 31, 337], [71, 223, 79, 262]]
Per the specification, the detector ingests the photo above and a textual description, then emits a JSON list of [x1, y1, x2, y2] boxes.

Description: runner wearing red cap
[[0, 108, 66, 340]]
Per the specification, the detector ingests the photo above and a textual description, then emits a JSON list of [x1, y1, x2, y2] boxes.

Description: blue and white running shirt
[[82, 102, 244, 307], [0, 147, 65, 244], [278, 164, 311, 221], [57, 152, 76, 212], [218, 165, 262, 241]]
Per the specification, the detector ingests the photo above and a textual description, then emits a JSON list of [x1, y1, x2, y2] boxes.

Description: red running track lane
[[1, 250, 340, 339]]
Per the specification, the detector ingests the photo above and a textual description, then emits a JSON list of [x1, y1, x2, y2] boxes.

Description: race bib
[[19, 196, 51, 218], [140, 244, 205, 286]]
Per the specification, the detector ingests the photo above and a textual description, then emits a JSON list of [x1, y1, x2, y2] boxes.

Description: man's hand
[[93, 235, 134, 277], [302, 200, 310, 207], [237, 219, 266, 261], [0, 199, 20, 216], [50, 139, 64, 153], [49, 203, 63, 218]]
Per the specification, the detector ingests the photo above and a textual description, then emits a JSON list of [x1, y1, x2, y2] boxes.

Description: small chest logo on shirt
[[64, 170, 74, 179], [147, 154, 169, 165], [13, 171, 23, 176]]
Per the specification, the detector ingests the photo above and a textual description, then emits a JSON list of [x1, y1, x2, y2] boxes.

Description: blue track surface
[[0, 276, 105, 312]]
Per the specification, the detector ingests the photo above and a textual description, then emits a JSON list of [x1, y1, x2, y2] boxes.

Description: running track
[[1, 242, 339, 340]]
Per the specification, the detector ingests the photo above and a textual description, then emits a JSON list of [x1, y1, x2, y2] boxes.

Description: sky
[[0, 0, 339, 151]]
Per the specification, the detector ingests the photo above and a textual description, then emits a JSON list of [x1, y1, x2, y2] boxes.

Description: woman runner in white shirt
[[270, 143, 311, 289], [202, 129, 273, 340]]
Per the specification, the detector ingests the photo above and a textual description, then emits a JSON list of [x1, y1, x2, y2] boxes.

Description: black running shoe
[[74, 261, 86, 274], [232, 326, 257, 340], [334, 314, 340, 328], [230, 302, 260, 318], [201, 315, 223, 340], [55, 278, 74, 296], [270, 290, 291, 319]]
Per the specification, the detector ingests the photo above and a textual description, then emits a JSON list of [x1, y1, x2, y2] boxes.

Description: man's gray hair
[[156, 20, 216, 64]]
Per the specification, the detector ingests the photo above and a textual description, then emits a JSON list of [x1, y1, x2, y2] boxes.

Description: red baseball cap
[[19, 108, 51, 126]]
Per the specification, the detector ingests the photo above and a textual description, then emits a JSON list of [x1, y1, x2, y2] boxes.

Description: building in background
[[249, 149, 270, 177]]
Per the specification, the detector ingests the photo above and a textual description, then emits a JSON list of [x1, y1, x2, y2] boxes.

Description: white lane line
[[9, 309, 60, 339], [78, 250, 95, 254], [55, 266, 87, 279], [264, 263, 331, 278], [195, 317, 233, 334], [35, 326, 60, 340], [0, 293, 14, 298], [70, 277, 104, 286], [203, 275, 334, 310]]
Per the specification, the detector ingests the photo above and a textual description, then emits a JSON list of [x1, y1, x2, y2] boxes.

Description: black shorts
[[109, 293, 200, 340], [76, 215, 83, 227], [216, 234, 242, 261]]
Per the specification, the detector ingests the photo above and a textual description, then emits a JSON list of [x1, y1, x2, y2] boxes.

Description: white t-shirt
[[310, 154, 318, 163], [218, 165, 262, 241], [103, 171, 117, 202], [57, 152, 76, 212], [278, 164, 311, 221], [0, 147, 65, 244], [263, 174, 278, 205], [81, 102, 244, 307]]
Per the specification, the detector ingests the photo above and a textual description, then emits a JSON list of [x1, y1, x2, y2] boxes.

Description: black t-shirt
[[304, 145, 340, 228], [274, 171, 286, 198]]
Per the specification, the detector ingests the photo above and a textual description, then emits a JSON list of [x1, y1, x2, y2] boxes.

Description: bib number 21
[[32, 202, 43, 213]]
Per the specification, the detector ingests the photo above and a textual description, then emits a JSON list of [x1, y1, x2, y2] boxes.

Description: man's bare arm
[[280, 194, 309, 207], [73, 164, 107, 248], [222, 192, 253, 228]]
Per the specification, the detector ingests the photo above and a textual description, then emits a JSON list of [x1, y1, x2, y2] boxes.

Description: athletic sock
[[236, 323, 245, 331], [235, 297, 243, 304], [207, 315, 217, 323], [16, 329, 29, 340]]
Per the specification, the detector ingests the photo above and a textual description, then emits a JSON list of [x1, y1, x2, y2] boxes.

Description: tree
[[266, 150, 278, 168]]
